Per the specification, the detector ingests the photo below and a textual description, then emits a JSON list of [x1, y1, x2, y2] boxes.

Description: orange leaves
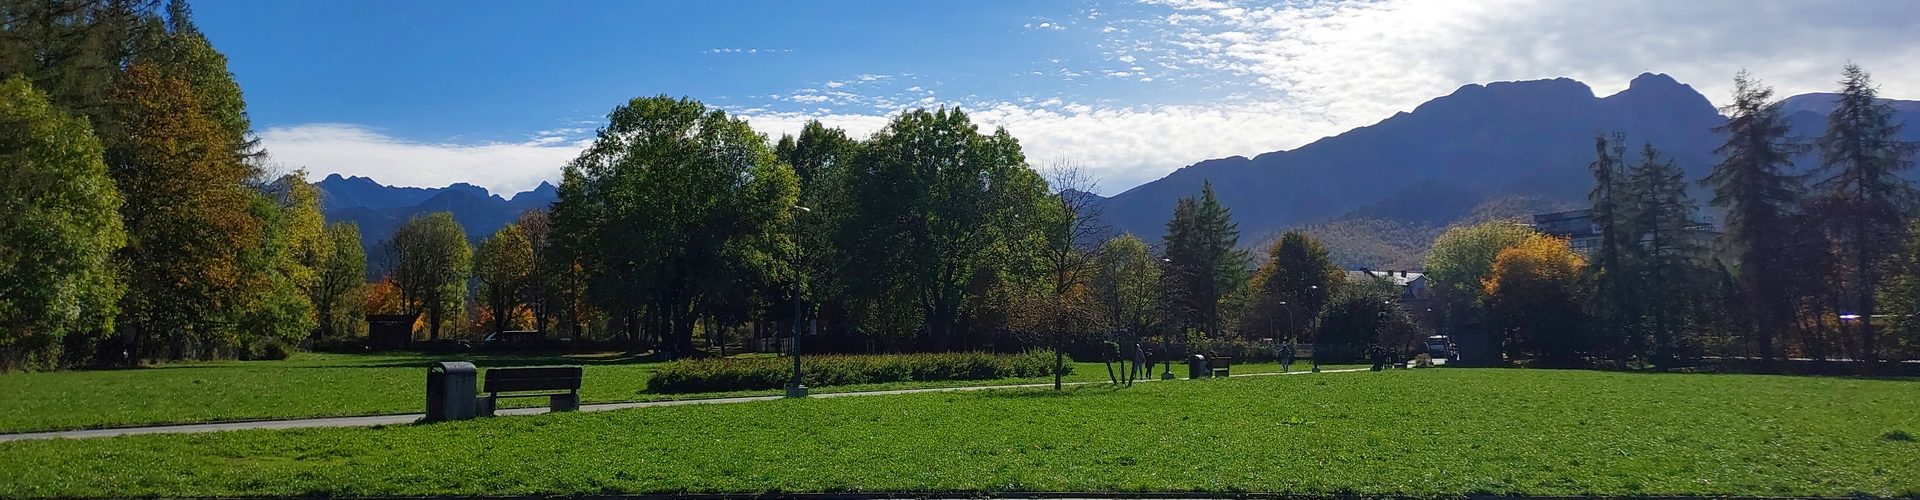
[[1484, 234, 1586, 298], [364, 279, 403, 315]]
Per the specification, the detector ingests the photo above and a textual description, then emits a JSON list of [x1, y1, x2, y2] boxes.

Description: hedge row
[[646, 351, 1067, 393]]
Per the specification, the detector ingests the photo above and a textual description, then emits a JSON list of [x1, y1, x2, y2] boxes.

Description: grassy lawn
[[1, 369, 1914, 497], [0, 351, 1351, 433]]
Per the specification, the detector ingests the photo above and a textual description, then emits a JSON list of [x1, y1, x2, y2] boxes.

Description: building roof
[[1347, 269, 1425, 287], [1531, 208, 1593, 223]]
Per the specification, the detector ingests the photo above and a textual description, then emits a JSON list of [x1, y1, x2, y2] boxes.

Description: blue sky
[[196, 0, 1920, 195]]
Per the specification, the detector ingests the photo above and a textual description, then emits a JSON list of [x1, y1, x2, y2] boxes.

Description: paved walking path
[[0, 367, 1372, 442]]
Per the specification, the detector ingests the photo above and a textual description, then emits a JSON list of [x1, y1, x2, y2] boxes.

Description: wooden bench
[[478, 366, 582, 416], [1207, 356, 1231, 377]]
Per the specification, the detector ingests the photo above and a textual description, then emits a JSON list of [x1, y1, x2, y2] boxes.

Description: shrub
[[309, 336, 370, 354], [252, 339, 295, 361], [646, 351, 1067, 393]]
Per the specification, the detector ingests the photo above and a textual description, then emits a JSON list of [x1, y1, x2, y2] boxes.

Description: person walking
[[1130, 343, 1147, 385], [1278, 340, 1295, 373]]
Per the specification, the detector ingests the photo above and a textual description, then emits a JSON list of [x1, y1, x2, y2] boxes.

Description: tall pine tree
[[1159, 182, 1249, 339], [1626, 143, 1703, 366], [1813, 64, 1918, 370], [1587, 132, 1635, 360], [1702, 70, 1804, 364]]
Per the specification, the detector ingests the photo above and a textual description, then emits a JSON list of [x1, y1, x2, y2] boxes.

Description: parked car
[[1423, 335, 1457, 359], [483, 330, 544, 349]]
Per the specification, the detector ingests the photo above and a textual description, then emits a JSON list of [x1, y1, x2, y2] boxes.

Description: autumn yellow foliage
[[1483, 235, 1586, 297], [1484, 234, 1590, 363]]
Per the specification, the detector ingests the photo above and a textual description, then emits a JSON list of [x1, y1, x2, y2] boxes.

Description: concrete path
[[0, 367, 1371, 443]]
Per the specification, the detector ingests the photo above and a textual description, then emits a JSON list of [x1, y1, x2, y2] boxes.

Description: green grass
[[0, 351, 1349, 433], [0, 369, 1913, 497]]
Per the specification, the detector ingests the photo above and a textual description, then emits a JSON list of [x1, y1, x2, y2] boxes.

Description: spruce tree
[[1159, 197, 1201, 334], [1588, 132, 1636, 360], [1701, 71, 1804, 364], [1813, 64, 1918, 370], [1627, 143, 1703, 366], [1159, 182, 1249, 339]]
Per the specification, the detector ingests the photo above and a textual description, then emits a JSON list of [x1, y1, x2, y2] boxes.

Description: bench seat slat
[[483, 366, 582, 394]]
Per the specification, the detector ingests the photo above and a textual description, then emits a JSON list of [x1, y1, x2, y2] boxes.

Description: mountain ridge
[[315, 72, 1919, 270], [1093, 72, 1917, 250]]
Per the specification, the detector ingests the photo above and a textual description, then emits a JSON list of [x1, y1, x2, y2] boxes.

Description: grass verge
[[1, 368, 1915, 497], [0, 351, 1346, 433]]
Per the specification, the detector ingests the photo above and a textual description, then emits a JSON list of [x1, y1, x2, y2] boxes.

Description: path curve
[[0, 367, 1371, 442]]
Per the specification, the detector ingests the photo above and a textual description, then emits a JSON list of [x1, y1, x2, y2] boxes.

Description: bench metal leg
[[477, 394, 497, 417], [550, 392, 579, 412]]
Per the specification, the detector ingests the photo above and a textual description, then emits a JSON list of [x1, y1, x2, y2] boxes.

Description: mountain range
[[316, 174, 556, 269], [1093, 73, 1919, 267], [318, 72, 1919, 271]]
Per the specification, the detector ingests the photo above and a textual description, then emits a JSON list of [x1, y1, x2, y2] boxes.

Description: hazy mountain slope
[[1097, 73, 1918, 266], [316, 176, 557, 274]]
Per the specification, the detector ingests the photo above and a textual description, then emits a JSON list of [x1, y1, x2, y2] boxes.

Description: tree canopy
[[0, 75, 126, 370]]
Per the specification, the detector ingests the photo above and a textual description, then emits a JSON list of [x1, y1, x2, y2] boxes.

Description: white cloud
[[261, 124, 588, 195], [279, 0, 1920, 197], [1025, 18, 1067, 31], [1132, 0, 1920, 130], [739, 99, 1359, 194], [704, 48, 793, 54]]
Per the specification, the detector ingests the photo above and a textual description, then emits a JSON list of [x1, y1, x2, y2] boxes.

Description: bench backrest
[[483, 366, 582, 393], [1208, 357, 1231, 368]]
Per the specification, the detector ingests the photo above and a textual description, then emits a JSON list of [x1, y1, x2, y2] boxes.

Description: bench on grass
[[1207, 356, 1231, 377], [478, 366, 582, 416]]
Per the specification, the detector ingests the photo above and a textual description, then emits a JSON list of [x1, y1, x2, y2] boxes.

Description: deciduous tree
[[837, 108, 1047, 348], [1245, 231, 1340, 343], [385, 212, 470, 341], [474, 225, 533, 334], [109, 62, 262, 361], [553, 96, 797, 354], [312, 222, 366, 338], [1484, 235, 1589, 364], [1425, 219, 1536, 334], [0, 76, 126, 370]]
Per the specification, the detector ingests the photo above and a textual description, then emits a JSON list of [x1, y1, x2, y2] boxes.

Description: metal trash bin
[[1187, 354, 1207, 379], [426, 361, 478, 422]]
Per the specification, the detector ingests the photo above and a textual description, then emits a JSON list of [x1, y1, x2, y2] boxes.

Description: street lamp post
[[1279, 285, 1320, 372], [1159, 258, 1182, 379], [787, 205, 811, 398]]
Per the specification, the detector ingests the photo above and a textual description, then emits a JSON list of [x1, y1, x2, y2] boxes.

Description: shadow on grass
[[124, 351, 663, 371], [972, 384, 1129, 399]]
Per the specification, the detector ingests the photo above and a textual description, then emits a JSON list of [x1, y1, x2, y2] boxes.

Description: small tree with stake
[[1007, 279, 1106, 390]]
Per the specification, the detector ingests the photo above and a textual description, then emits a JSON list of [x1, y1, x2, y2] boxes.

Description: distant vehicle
[[483, 330, 544, 348], [1423, 335, 1457, 359]]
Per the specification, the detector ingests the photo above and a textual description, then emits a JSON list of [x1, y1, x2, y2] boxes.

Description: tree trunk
[[1054, 347, 1065, 391], [428, 306, 442, 341]]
